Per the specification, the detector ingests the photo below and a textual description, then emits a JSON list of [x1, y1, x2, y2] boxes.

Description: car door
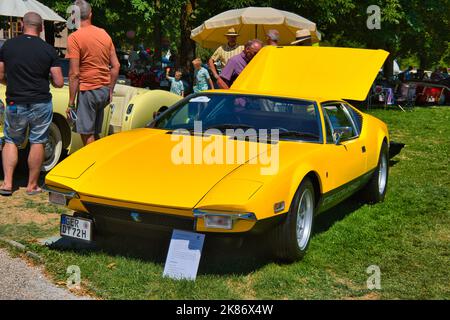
[[320, 102, 367, 192]]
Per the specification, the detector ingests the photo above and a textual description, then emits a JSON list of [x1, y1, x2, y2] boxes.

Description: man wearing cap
[[291, 29, 313, 46], [266, 29, 280, 46], [208, 28, 244, 82]]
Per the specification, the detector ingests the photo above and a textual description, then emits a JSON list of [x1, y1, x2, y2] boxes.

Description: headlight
[[43, 184, 79, 206], [193, 209, 256, 230]]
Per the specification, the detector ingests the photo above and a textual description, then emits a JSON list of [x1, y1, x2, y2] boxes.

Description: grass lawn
[[1, 107, 449, 300]]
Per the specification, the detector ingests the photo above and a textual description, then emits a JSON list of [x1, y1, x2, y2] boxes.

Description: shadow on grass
[[45, 231, 274, 276], [313, 196, 364, 236]]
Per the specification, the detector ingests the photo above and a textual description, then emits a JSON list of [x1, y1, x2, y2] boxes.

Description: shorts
[[76, 86, 110, 135], [3, 101, 53, 145]]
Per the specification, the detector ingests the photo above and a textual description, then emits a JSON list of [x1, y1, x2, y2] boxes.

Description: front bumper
[[44, 185, 287, 236], [82, 202, 283, 235]]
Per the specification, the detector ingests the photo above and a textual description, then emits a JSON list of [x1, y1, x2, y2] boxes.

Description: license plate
[[49, 192, 67, 206], [60, 215, 93, 242]]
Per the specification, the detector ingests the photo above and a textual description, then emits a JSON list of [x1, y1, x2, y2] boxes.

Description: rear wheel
[[361, 142, 389, 203], [270, 178, 315, 262], [42, 122, 63, 172]]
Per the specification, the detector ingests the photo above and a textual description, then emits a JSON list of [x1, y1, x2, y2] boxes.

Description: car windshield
[[153, 94, 321, 142]]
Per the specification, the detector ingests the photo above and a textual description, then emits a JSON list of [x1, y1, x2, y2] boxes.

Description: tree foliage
[[42, 0, 449, 69]]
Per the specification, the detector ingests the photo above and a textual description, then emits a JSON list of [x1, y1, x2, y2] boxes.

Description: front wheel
[[269, 178, 315, 262], [361, 142, 389, 203], [42, 122, 63, 172]]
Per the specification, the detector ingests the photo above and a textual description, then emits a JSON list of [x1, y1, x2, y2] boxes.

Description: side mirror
[[333, 126, 353, 145]]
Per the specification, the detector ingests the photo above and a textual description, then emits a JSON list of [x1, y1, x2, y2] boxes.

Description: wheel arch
[[52, 113, 71, 149], [290, 168, 323, 210], [304, 171, 322, 208]]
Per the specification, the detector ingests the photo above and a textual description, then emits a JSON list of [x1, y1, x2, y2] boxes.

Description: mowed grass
[[1, 107, 449, 299]]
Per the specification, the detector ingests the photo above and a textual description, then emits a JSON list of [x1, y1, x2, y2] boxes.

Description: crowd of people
[[164, 27, 314, 96]]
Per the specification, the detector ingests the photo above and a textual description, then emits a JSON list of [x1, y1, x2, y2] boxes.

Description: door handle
[[362, 146, 366, 153]]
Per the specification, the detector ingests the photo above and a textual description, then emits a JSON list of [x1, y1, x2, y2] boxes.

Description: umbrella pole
[[255, 25, 257, 39], [9, 16, 12, 39]]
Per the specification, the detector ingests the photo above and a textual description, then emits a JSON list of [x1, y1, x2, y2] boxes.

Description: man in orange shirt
[[66, 0, 120, 146]]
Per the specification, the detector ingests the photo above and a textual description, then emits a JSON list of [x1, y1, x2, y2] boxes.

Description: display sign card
[[163, 229, 205, 281]]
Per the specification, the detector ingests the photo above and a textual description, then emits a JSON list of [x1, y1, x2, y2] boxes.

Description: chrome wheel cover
[[378, 153, 388, 195], [44, 135, 55, 162], [296, 188, 314, 250]]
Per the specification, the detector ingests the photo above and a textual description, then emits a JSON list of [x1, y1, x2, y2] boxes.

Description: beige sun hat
[[225, 27, 240, 37], [291, 29, 312, 45]]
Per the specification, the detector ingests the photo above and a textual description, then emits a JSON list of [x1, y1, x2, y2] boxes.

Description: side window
[[322, 103, 358, 142], [343, 103, 363, 133], [323, 112, 334, 144]]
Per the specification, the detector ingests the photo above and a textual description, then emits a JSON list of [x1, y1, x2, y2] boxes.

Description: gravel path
[[0, 248, 91, 300]]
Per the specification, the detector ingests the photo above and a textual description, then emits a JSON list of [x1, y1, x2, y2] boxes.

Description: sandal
[[26, 188, 43, 196], [0, 188, 13, 196]]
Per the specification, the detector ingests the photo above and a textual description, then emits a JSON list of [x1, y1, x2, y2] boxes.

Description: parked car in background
[[0, 70, 182, 171]]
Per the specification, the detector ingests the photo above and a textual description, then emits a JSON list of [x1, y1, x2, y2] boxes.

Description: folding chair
[[395, 83, 416, 112]]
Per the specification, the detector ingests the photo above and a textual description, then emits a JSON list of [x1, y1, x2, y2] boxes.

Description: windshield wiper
[[167, 124, 255, 135], [204, 124, 256, 132], [277, 131, 320, 140]]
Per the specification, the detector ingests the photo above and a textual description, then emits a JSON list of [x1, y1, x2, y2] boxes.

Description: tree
[[42, 0, 449, 71]]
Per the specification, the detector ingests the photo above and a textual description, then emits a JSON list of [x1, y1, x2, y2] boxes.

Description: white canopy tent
[[0, 0, 65, 22], [0, 0, 66, 47]]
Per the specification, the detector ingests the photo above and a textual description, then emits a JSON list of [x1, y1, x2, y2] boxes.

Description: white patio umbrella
[[0, 0, 66, 22], [191, 7, 321, 49]]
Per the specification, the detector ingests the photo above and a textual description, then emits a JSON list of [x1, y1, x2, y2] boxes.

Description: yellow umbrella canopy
[[191, 7, 321, 49]]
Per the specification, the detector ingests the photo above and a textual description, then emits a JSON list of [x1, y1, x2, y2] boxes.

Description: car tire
[[42, 122, 63, 172], [361, 142, 389, 203], [270, 178, 315, 262]]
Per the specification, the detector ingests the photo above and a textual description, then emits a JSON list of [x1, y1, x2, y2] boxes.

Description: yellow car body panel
[[231, 46, 390, 101], [44, 46, 390, 235]]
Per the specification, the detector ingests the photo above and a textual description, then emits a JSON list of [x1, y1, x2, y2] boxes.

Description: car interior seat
[[109, 84, 140, 134]]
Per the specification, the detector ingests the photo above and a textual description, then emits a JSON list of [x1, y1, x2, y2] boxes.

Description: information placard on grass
[[163, 229, 205, 281]]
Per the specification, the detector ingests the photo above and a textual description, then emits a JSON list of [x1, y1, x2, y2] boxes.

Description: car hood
[[231, 46, 389, 101], [47, 128, 275, 209]]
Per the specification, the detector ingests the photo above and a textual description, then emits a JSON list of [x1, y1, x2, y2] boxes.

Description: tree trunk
[[153, 0, 162, 64], [179, 0, 196, 71], [44, 21, 55, 46], [383, 54, 394, 80]]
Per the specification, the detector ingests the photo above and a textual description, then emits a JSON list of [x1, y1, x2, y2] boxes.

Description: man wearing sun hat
[[291, 29, 313, 46], [208, 27, 244, 81]]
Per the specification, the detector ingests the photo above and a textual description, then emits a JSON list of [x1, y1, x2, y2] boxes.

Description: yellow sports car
[[44, 47, 391, 261]]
